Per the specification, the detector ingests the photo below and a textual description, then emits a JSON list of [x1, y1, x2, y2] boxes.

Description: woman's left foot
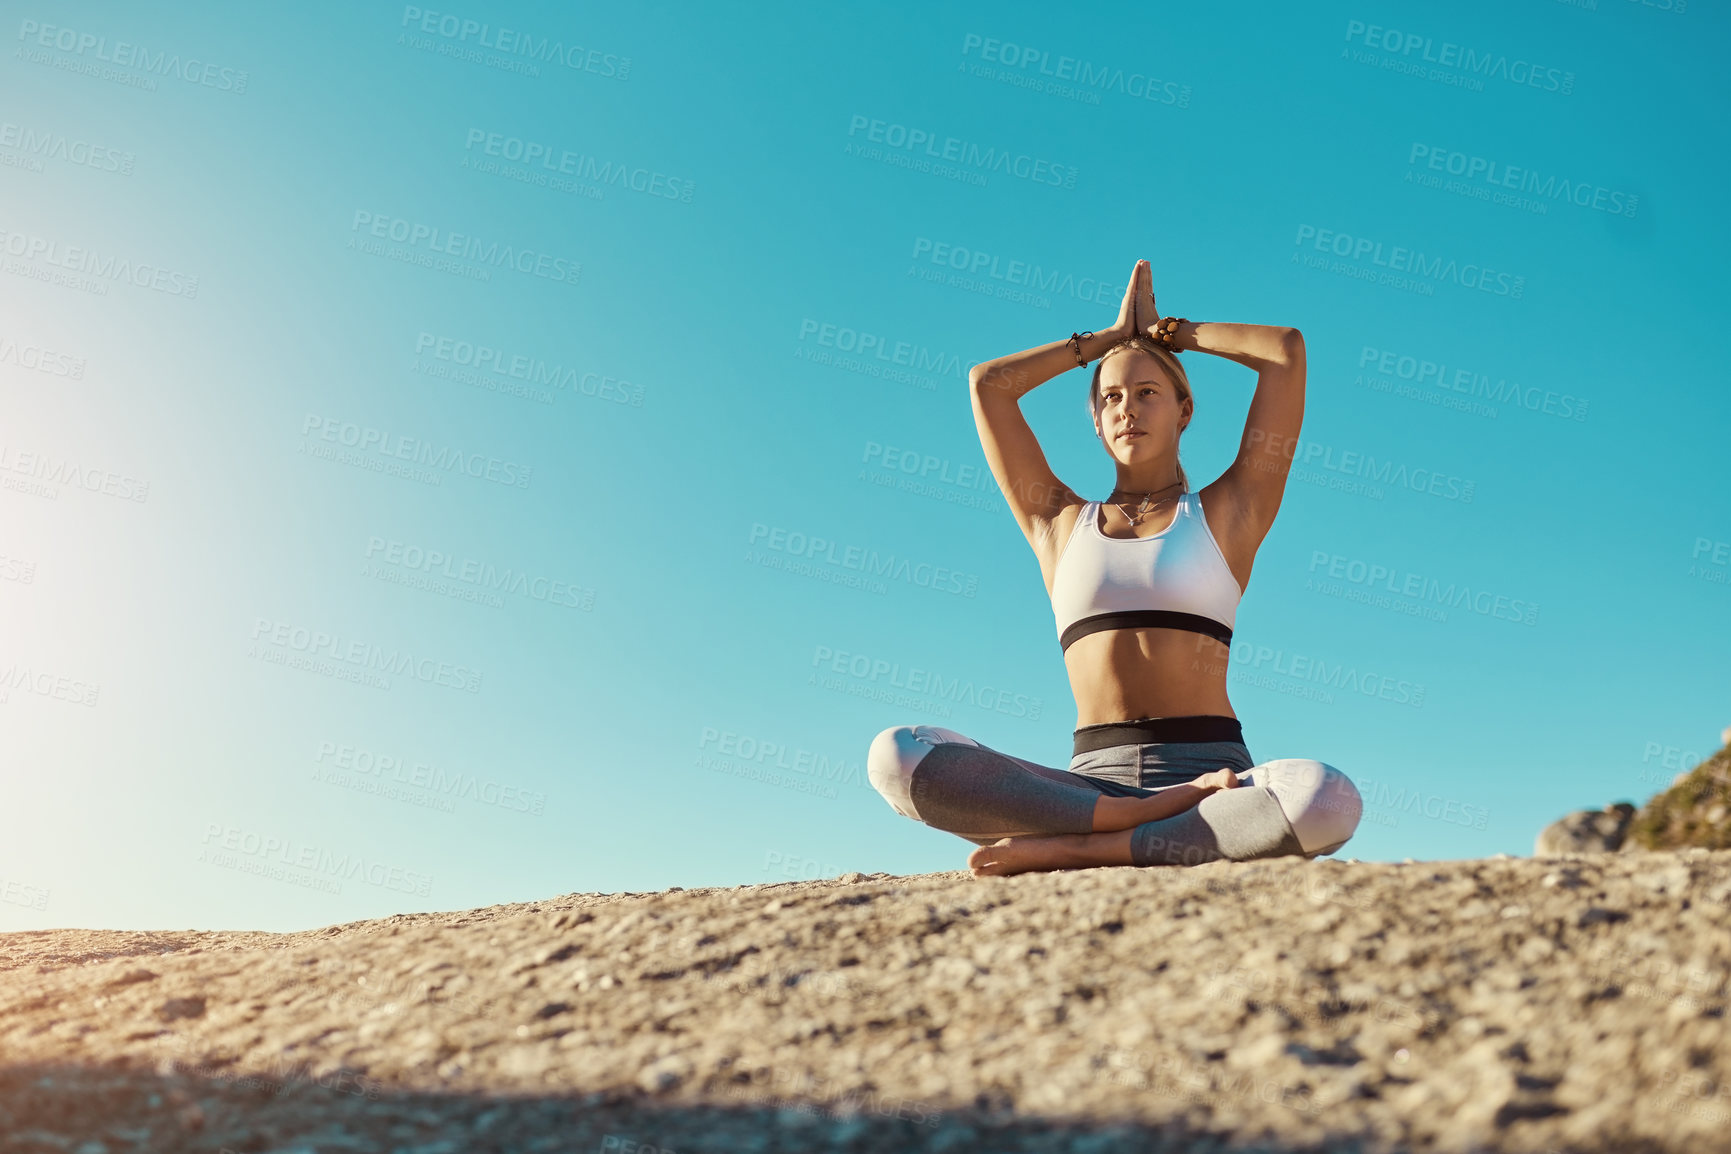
[[967, 832, 1126, 878]]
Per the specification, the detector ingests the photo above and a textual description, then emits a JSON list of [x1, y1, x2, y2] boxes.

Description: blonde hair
[[1086, 336, 1194, 491]]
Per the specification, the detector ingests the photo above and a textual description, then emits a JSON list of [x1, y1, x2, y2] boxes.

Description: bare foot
[[967, 830, 1133, 878]]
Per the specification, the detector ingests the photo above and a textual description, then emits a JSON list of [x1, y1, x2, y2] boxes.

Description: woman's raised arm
[[1164, 317, 1306, 546], [966, 262, 1143, 540]]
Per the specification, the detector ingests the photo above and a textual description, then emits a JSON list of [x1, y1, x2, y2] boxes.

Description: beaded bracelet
[[1069, 330, 1093, 367], [1150, 316, 1187, 350]]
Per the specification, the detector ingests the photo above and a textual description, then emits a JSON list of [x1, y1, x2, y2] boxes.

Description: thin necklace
[[1108, 478, 1184, 527]]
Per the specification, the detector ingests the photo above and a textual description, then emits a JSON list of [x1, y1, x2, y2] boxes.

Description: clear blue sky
[[2, 0, 1727, 931]]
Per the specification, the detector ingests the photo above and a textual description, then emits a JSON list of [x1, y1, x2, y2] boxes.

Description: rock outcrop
[[1536, 739, 1731, 856], [1625, 744, 1731, 851], [4, 851, 1731, 1152], [1534, 802, 1636, 856]]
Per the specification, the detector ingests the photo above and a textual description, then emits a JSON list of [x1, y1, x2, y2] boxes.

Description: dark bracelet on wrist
[[1069, 331, 1093, 367], [1151, 316, 1188, 350]]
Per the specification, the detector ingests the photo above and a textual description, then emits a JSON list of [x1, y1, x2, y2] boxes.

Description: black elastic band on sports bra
[[1059, 610, 1234, 653], [1072, 714, 1244, 756]]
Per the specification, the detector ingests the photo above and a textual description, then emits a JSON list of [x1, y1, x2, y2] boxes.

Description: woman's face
[[1093, 350, 1191, 462]]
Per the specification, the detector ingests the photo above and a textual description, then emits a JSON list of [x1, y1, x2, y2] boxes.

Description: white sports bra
[[1049, 492, 1242, 653]]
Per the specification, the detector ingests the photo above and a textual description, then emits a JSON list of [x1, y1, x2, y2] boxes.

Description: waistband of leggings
[[1071, 714, 1244, 756]]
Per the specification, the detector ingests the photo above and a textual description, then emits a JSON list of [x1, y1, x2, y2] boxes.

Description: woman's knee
[[1244, 758, 1362, 856], [866, 725, 982, 820]]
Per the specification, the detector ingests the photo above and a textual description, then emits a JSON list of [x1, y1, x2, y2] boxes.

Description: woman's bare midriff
[[1063, 629, 1234, 728]]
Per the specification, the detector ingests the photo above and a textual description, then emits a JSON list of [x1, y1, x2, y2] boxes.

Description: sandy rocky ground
[[3, 847, 1730, 1153]]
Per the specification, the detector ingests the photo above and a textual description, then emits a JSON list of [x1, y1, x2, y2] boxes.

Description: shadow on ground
[[0, 1060, 1675, 1154]]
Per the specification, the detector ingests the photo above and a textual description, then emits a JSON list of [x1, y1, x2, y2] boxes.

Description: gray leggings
[[866, 724, 1364, 867]]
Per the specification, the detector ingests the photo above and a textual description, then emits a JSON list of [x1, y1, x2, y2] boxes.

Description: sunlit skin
[[965, 260, 1307, 877]]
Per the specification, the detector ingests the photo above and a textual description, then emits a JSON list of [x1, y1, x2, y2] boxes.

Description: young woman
[[866, 259, 1363, 878]]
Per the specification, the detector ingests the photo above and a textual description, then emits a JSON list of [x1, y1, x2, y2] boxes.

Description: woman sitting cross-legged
[[865, 259, 1362, 878]]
